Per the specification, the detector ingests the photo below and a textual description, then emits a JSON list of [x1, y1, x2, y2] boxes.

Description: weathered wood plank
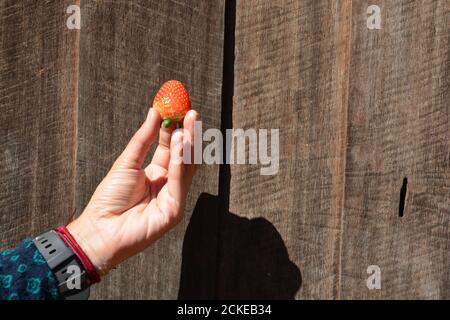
[[1, 0, 447, 300], [226, 0, 352, 299], [77, 0, 224, 299], [0, 1, 79, 249], [341, 0, 449, 299]]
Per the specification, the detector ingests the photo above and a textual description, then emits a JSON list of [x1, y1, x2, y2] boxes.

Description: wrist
[[66, 217, 110, 277]]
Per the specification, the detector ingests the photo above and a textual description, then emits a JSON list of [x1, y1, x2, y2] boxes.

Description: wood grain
[[0, 1, 79, 249], [341, 0, 449, 299], [229, 0, 448, 299], [0, 0, 447, 300], [227, 0, 352, 299], [76, 0, 224, 299]]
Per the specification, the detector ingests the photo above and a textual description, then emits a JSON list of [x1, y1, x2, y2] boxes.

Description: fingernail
[[188, 110, 199, 121]]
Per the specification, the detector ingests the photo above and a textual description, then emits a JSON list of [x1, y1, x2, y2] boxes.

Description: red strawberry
[[152, 80, 191, 128]]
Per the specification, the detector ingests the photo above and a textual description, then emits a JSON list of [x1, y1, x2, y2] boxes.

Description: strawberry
[[152, 80, 191, 128]]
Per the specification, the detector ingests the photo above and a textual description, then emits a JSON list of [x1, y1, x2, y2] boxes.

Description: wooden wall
[[0, 0, 224, 300], [0, 0, 80, 261], [0, 0, 448, 299], [230, 0, 449, 299]]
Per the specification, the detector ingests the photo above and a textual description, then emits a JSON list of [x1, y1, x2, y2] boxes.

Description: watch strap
[[33, 230, 90, 300]]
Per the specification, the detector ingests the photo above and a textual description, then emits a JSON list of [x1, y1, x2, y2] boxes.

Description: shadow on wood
[[178, 193, 301, 299]]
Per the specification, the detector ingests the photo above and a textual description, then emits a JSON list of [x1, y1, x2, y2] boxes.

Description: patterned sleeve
[[0, 238, 60, 300]]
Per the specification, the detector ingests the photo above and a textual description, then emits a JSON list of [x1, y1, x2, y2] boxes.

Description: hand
[[67, 108, 199, 275]]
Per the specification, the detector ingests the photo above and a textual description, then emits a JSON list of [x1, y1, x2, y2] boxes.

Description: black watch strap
[[33, 230, 90, 300]]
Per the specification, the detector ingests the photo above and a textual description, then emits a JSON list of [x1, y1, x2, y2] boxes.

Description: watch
[[33, 230, 90, 300]]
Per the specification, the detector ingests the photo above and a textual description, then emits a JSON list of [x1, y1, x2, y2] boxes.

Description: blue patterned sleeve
[[0, 238, 60, 300]]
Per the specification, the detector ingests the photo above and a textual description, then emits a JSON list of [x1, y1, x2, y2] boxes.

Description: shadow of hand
[[179, 193, 301, 299]]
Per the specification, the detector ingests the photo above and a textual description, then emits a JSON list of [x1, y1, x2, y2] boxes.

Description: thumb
[[113, 108, 161, 169]]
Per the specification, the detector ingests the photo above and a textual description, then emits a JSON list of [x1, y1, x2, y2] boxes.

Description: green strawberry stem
[[163, 118, 171, 128]]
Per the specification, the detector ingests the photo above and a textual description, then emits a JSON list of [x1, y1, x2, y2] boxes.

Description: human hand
[[67, 108, 199, 275]]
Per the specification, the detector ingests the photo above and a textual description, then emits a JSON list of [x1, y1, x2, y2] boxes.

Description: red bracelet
[[55, 225, 101, 284]]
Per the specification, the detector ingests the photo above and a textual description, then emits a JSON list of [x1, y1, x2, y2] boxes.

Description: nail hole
[[49, 249, 56, 254], [399, 177, 408, 217], [45, 243, 51, 249]]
